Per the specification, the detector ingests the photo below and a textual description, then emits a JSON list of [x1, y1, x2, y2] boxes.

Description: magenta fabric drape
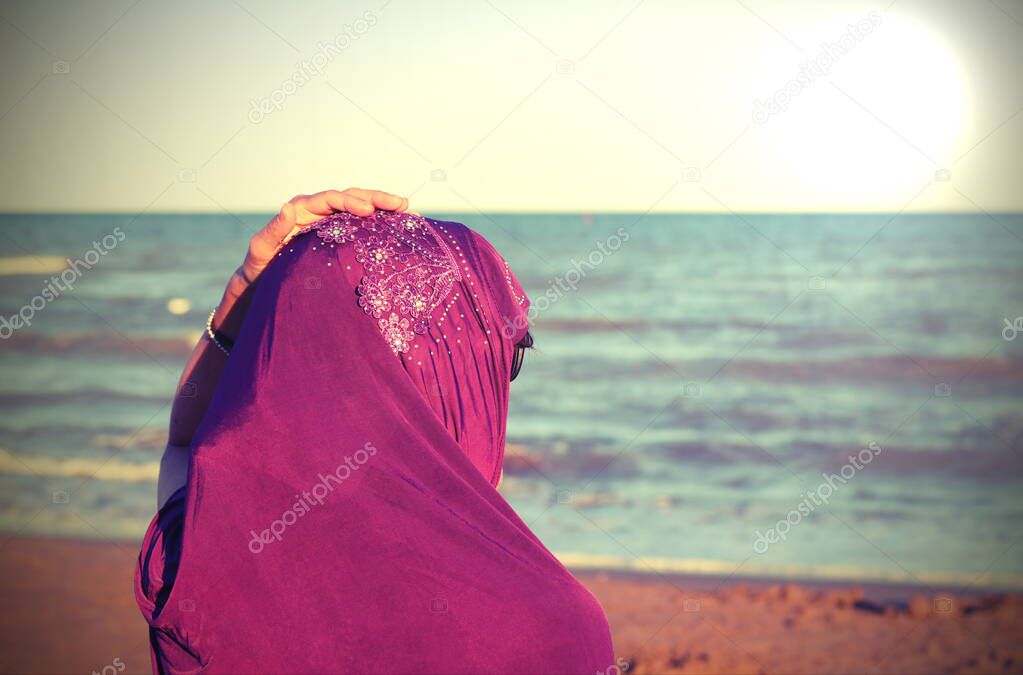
[[135, 213, 614, 674]]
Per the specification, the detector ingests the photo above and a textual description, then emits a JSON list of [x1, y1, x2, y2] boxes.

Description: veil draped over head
[[136, 212, 614, 674]]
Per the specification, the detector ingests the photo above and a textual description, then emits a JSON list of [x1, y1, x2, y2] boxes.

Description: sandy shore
[[1, 536, 1021, 674]]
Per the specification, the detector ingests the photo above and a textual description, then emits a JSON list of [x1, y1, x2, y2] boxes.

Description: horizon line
[[1, 209, 1021, 217]]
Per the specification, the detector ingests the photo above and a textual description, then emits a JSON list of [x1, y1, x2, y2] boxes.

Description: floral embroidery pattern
[[379, 314, 412, 353], [304, 211, 461, 354], [316, 218, 359, 245]]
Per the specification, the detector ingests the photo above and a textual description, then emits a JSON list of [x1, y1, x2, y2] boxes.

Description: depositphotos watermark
[[752, 11, 882, 124], [1003, 317, 1023, 341], [248, 12, 377, 124], [501, 227, 630, 339], [752, 441, 881, 554], [0, 227, 126, 339], [248, 441, 378, 553], [92, 657, 125, 675], [596, 656, 631, 675]]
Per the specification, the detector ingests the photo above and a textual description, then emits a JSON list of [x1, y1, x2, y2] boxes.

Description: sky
[[0, 0, 1020, 213]]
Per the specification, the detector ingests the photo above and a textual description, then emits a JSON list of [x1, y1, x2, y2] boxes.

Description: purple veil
[[135, 213, 614, 674]]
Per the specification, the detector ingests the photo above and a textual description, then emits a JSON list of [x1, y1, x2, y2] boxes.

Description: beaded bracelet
[[205, 309, 235, 356]]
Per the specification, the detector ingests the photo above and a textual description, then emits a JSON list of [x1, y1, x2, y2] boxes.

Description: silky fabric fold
[[135, 214, 614, 674]]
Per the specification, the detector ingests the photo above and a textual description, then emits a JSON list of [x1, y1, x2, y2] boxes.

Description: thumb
[[243, 203, 300, 281], [269, 202, 297, 239]]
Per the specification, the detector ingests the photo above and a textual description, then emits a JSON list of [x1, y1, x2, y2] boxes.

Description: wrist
[[206, 309, 235, 356], [221, 268, 253, 307], [212, 268, 257, 336]]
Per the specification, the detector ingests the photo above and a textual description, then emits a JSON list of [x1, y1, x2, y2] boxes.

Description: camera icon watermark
[[935, 383, 951, 397], [180, 382, 198, 398], [178, 168, 197, 183], [430, 168, 447, 182], [178, 599, 196, 613], [305, 276, 322, 290], [808, 276, 827, 291], [682, 167, 702, 182], [52, 490, 70, 504], [933, 595, 954, 614], [430, 597, 448, 613], [683, 382, 702, 398], [934, 168, 951, 182], [52, 60, 70, 74], [556, 59, 575, 75], [556, 489, 572, 504], [683, 598, 701, 612]]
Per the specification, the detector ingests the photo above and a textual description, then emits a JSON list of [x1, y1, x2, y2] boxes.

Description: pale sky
[[0, 0, 1020, 213]]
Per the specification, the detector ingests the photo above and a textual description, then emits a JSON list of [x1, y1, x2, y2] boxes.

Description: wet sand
[[1, 536, 1020, 674]]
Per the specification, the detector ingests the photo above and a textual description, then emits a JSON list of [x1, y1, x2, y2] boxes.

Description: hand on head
[[241, 189, 410, 283], [174, 189, 413, 465]]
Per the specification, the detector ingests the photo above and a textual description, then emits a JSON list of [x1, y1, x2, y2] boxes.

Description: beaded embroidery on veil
[[297, 211, 462, 354]]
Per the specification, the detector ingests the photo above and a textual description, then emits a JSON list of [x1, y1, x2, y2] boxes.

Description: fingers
[[314, 190, 362, 217], [339, 192, 375, 217], [368, 191, 406, 212], [335, 188, 381, 205], [323, 188, 408, 215]]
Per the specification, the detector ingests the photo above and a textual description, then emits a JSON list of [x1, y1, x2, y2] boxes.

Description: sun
[[751, 11, 967, 208], [840, 14, 966, 167]]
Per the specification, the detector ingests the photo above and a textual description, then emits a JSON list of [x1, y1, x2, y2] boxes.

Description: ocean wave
[[554, 551, 1023, 591], [715, 355, 1023, 382], [0, 448, 158, 482], [535, 318, 652, 333], [852, 489, 946, 505], [503, 441, 639, 478], [0, 256, 67, 276], [653, 438, 1023, 480], [0, 389, 170, 408], [527, 355, 1023, 392], [659, 440, 779, 465], [0, 425, 167, 452], [535, 317, 841, 335], [91, 429, 167, 451], [773, 330, 882, 350], [0, 332, 200, 358], [832, 444, 1023, 481]]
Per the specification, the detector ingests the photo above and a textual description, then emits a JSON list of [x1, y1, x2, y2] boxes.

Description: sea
[[1, 212, 1021, 590]]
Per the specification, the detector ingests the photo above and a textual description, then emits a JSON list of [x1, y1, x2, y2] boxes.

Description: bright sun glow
[[754, 13, 967, 206], [849, 17, 965, 165]]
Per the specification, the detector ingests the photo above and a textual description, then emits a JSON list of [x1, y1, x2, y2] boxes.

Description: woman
[[136, 188, 614, 674]]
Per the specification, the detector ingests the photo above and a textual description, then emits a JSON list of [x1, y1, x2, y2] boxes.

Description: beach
[[2, 536, 1020, 674]]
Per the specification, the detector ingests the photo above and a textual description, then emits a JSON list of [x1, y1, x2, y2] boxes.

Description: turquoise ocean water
[[1, 213, 1021, 589]]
